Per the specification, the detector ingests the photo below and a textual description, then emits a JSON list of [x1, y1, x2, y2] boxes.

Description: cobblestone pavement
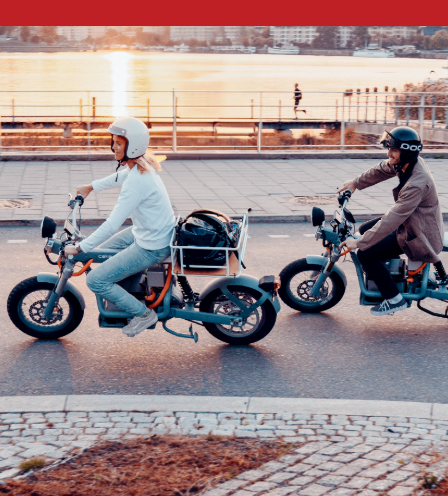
[[1, 158, 448, 221], [1, 410, 448, 494]]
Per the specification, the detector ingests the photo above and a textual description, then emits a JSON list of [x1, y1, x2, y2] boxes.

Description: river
[[0, 52, 446, 120]]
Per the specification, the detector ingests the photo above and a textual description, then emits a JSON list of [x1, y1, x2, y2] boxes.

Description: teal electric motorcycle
[[279, 190, 448, 317], [7, 195, 280, 344]]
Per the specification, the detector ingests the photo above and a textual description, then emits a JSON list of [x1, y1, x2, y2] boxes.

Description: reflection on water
[[0, 52, 445, 120], [104, 52, 133, 117]]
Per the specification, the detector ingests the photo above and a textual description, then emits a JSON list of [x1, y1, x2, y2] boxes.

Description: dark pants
[[357, 217, 404, 300]]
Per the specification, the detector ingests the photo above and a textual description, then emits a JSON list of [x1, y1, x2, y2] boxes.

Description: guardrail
[[0, 90, 447, 153]]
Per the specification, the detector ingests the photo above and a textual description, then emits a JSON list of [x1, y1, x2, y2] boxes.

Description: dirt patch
[[0, 435, 299, 496], [0, 199, 32, 209]]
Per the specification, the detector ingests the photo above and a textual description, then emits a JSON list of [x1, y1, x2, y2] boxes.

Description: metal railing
[[0, 90, 447, 153]]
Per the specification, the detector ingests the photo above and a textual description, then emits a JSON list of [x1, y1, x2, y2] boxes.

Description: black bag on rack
[[176, 209, 241, 267]]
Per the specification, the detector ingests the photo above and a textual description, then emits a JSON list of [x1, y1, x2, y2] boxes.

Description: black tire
[[279, 259, 345, 312], [199, 285, 277, 345], [7, 277, 84, 339]]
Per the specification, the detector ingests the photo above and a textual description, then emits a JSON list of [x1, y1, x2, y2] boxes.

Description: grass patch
[[1, 434, 300, 496], [18, 458, 46, 474]]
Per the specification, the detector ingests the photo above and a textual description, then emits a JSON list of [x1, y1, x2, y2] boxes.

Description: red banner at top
[[2, 0, 447, 26]]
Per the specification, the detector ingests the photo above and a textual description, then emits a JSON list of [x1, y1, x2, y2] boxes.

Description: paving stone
[[236, 468, 269, 481], [304, 468, 328, 477], [341, 477, 373, 489], [334, 459, 375, 476], [317, 461, 344, 472], [367, 480, 396, 491], [215, 479, 248, 491], [244, 481, 278, 492], [386, 470, 411, 482], [266, 471, 297, 483], [264, 487, 300, 496], [0, 457, 22, 469], [319, 475, 348, 487], [259, 461, 288, 473], [287, 463, 317, 474], [298, 483, 331, 496], [387, 487, 415, 496], [232, 491, 254, 496], [332, 453, 361, 463], [289, 475, 315, 486], [279, 455, 305, 465], [363, 449, 393, 461], [324, 489, 355, 496]]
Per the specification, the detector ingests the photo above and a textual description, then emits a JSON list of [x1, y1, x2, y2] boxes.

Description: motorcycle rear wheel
[[7, 277, 84, 339], [199, 285, 276, 345], [279, 259, 345, 312]]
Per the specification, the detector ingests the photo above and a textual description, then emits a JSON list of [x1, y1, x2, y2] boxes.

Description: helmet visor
[[380, 130, 397, 148], [108, 125, 127, 137]]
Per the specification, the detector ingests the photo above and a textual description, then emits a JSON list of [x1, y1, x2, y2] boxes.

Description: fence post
[[406, 95, 410, 125], [279, 100, 281, 121], [356, 93, 360, 122], [257, 92, 263, 154], [92, 97, 96, 119], [394, 95, 398, 125], [419, 93, 424, 141], [80, 99, 83, 121], [374, 95, 378, 123], [384, 95, 388, 124], [172, 90, 177, 153], [341, 93, 345, 151], [348, 96, 351, 121], [12, 99, 14, 123], [87, 120, 91, 156], [431, 94, 436, 128], [364, 90, 369, 123]]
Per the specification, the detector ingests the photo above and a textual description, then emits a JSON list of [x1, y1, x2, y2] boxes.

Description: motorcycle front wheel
[[279, 259, 345, 312], [199, 285, 277, 345], [7, 277, 84, 339]]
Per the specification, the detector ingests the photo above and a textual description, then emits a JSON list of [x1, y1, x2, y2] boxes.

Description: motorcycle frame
[[308, 204, 448, 306], [41, 202, 279, 339]]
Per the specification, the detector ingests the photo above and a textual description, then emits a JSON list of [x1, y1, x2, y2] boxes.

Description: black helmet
[[380, 126, 423, 172]]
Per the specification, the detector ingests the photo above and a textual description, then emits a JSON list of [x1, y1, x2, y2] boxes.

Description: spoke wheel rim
[[286, 270, 334, 306], [19, 289, 72, 332], [213, 292, 262, 338]]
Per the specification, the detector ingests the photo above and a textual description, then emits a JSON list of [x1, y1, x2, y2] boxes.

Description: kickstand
[[162, 320, 198, 343]]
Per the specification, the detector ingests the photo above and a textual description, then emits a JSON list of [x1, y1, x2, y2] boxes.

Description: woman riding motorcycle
[[338, 126, 444, 316], [64, 117, 175, 337]]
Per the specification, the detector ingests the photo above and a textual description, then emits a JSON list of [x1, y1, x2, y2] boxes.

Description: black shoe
[[370, 296, 407, 316]]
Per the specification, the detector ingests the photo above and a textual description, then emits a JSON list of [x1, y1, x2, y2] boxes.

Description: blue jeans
[[86, 227, 171, 316]]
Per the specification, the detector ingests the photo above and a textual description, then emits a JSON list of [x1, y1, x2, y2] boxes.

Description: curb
[[1, 150, 448, 161], [0, 395, 447, 420]]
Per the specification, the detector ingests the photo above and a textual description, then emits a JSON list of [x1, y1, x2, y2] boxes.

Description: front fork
[[309, 251, 340, 297], [43, 258, 75, 319]]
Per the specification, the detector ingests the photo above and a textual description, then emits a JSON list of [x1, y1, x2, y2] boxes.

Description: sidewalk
[[1, 395, 448, 495], [1, 158, 448, 225]]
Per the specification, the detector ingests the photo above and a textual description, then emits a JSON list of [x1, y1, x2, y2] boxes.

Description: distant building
[[143, 27, 166, 36], [170, 26, 216, 42], [421, 26, 448, 36], [270, 26, 318, 46], [56, 26, 106, 41], [367, 26, 420, 39]]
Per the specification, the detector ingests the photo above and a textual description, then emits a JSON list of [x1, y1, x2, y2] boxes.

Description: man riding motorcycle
[[338, 126, 444, 316]]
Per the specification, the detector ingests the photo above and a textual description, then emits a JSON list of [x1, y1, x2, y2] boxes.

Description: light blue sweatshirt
[[79, 165, 175, 253]]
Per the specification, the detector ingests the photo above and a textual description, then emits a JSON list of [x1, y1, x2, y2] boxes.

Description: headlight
[[41, 216, 57, 238], [311, 207, 325, 227]]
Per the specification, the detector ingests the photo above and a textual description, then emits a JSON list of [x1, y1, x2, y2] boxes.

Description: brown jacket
[[353, 156, 444, 263]]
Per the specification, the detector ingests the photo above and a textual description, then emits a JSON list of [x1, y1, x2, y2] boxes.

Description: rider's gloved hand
[[336, 180, 356, 194], [65, 245, 82, 256], [339, 238, 358, 253]]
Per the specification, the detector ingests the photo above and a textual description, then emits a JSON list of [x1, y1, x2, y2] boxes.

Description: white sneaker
[[370, 296, 408, 316], [122, 308, 158, 337]]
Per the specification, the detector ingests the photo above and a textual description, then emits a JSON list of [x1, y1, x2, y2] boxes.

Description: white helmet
[[108, 117, 149, 161]]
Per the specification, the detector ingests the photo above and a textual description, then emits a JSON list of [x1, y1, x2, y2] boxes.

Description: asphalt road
[[1, 222, 448, 403]]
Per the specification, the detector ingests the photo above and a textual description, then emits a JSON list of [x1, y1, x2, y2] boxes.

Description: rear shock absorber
[[434, 261, 448, 284], [177, 276, 195, 301]]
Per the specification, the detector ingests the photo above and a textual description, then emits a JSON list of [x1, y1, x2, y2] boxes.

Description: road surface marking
[[7, 240, 28, 243], [268, 235, 290, 238], [303, 234, 315, 237]]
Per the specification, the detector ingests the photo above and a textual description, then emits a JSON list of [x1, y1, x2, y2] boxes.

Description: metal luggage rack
[[170, 214, 248, 278]]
